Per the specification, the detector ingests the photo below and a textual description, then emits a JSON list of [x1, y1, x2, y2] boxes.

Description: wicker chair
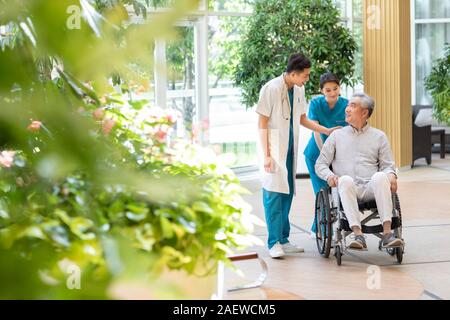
[[412, 105, 432, 167]]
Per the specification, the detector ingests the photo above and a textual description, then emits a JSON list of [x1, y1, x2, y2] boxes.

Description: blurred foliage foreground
[[0, 0, 262, 299]]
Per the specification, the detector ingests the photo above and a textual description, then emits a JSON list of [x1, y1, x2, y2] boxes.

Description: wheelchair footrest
[[340, 217, 402, 233], [346, 246, 368, 252], [378, 240, 404, 250]]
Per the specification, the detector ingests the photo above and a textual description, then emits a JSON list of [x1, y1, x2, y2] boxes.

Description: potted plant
[[425, 43, 450, 126]]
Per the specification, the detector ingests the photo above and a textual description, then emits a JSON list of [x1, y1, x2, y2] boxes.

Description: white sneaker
[[282, 242, 305, 253], [269, 242, 285, 258]]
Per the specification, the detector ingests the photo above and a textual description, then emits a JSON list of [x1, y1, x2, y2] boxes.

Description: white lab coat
[[256, 74, 307, 195]]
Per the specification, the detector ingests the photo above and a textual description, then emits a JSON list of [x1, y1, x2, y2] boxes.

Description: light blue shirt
[[303, 95, 348, 161]]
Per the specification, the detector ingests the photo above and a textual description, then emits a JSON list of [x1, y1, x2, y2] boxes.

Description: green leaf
[[128, 99, 148, 110], [54, 209, 71, 225], [20, 226, 46, 240], [215, 242, 234, 255], [192, 201, 213, 214], [0, 181, 12, 193], [126, 203, 149, 215], [160, 216, 174, 239], [125, 211, 147, 222], [0, 210, 9, 219]]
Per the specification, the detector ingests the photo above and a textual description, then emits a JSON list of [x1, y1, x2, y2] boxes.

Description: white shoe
[[310, 231, 316, 239], [269, 242, 285, 258], [282, 242, 305, 253]]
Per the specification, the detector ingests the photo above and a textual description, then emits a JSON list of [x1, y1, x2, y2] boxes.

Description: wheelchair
[[315, 186, 404, 266]]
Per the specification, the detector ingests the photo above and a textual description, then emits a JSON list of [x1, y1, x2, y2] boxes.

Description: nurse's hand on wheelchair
[[327, 174, 339, 187]]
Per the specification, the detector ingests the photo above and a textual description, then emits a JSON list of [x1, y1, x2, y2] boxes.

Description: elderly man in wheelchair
[[314, 92, 404, 265]]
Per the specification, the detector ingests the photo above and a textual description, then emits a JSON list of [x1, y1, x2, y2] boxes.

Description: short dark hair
[[286, 53, 311, 73], [319, 72, 340, 89]]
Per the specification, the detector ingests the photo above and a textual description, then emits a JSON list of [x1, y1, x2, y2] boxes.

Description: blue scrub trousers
[[262, 157, 294, 249], [262, 115, 295, 249], [305, 156, 328, 233]]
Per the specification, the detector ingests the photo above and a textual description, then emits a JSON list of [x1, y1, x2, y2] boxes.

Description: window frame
[[411, 0, 450, 105]]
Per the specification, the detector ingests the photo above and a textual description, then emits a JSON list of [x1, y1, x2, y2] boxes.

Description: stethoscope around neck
[[281, 73, 302, 121], [282, 98, 290, 120], [282, 89, 297, 121]]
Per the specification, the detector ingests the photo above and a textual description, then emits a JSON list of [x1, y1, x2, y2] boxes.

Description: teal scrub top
[[303, 95, 348, 161]]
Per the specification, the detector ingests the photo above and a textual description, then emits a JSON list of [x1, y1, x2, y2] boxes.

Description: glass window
[[415, 23, 450, 104], [166, 26, 197, 139], [352, 0, 363, 84], [353, 0, 363, 18], [208, 15, 257, 168], [208, 0, 254, 13], [328, 1, 364, 99], [333, 0, 348, 18], [415, 0, 450, 19]]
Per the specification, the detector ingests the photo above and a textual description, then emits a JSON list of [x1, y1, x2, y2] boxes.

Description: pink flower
[[102, 118, 116, 135], [93, 108, 105, 120], [155, 129, 167, 141], [0, 151, 15, 168], [202, 118, 210, 130], [27, 120, 42, 132], [164, 109, 179, 124], [136, 85, 146, 94], [166, 112, 179, 124], [155, 125, 169, 142], [166, 114, 174, 123]]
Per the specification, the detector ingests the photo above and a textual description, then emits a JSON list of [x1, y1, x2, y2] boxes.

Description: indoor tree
[[235, 0, 358, 108]]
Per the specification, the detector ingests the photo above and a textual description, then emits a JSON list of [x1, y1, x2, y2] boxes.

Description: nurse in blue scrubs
[[303, 72, 348, 236]]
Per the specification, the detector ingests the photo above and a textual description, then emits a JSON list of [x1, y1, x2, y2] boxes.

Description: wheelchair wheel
[[315, 189, 332, 258], [393, 193, 404, 264], [396, 247, 403, 264], [393, 192, 401, 212], [335, 245, 342, 266]]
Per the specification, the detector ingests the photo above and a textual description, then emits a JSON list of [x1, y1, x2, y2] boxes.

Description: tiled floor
[[226, 153, 450, 300]]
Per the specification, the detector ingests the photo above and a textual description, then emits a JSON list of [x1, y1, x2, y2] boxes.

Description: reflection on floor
[[228, 154, 450, 300]]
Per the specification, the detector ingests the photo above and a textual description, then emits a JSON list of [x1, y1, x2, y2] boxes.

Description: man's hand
[[264, 156, 275, 173], [325, 126, 342, 136], [327, 175, 339, 187], [388, 173, 398, 193]]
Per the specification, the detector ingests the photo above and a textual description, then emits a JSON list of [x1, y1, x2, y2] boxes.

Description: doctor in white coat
[[256, 53, 340, 258]]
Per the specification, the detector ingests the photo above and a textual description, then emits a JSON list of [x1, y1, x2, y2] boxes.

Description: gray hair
[[352, 92, 375, 118]]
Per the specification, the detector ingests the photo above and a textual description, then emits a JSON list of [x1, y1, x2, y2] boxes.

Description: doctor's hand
[[325, 126, 343, 136], [327, 175, 339, 187], [264, 156, 275, 173]]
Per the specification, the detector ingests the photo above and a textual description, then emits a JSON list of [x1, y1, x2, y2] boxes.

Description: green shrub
[[0, 0, 262, 298]]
